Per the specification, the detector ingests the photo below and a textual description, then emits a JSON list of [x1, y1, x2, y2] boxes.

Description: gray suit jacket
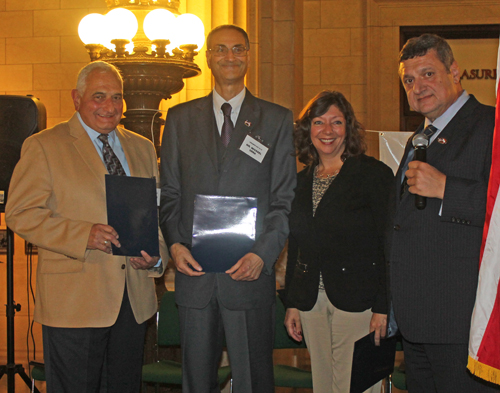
[[388, 95, 495, 344], [160, 90, 296, 310]]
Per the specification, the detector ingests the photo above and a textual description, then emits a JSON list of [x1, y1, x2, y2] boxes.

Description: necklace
[[315, 166, 339, 179]]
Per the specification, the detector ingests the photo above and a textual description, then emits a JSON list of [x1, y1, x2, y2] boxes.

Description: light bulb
[[78, 13, 106, 45], [144, 9, 176, 41], [125, 42, 135, 53], [174, 14, 205, 50], [104, 8, 138, 41]]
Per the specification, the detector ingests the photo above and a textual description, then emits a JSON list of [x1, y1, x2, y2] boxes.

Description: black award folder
[[350, 332, 397, 393], [105, 175, 159, 257], [191, 195, 257, 273]]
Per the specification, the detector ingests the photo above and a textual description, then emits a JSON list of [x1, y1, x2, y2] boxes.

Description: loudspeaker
[[0, 95, 46, 213]]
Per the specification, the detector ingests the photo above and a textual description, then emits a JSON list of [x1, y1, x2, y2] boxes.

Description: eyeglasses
[[208, 45, 249, 57]]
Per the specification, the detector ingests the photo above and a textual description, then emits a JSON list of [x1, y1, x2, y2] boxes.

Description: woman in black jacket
[[284, 91, 394, 393]]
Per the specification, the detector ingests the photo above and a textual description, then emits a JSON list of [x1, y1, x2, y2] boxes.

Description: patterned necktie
[[221, 103, 234, 147], [400, 124, 438, 199], [98, 133, 126, 176], [422, 124, 438, 139]]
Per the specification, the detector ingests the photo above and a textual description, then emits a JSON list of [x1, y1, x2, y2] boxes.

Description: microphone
[[412, 134, 429, 210]]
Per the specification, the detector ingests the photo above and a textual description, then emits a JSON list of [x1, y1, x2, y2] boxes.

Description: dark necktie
[[98, 133, 126, 176], [400, 124, 438, 199], [422, 124, 438, 139], [221, 103, 233, 147]]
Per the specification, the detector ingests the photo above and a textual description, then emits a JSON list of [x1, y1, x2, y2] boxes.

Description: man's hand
[[406, 161, 446, 199], [225, 252, 264, 281], [87, 224, 120, 254], [170, 243, 204, 276], [130, 250, 159, 270], [369, 313, 387, 346], [284, 308, 303, 342]]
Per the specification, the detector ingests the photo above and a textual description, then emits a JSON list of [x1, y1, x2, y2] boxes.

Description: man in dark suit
[[389, 34, 498, 392], [159, 25, 296, 392]]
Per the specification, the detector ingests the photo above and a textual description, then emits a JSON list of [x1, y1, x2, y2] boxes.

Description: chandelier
[[77, 0, 205, 152]]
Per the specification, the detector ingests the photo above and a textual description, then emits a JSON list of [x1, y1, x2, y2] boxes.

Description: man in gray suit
[[159, 25, 296, 392], [389, 34, 498, 392]]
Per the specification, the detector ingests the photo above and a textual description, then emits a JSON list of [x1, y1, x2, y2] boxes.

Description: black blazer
[[388, 95, 495, 344], [284, 154, 394, 314]]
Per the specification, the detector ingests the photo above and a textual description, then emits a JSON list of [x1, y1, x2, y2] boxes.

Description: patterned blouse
[[312, 167, 337, 290]]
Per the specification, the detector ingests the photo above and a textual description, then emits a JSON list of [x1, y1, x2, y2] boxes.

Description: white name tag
[[156, 188, 161, 207], [239, 135, 269, 163]]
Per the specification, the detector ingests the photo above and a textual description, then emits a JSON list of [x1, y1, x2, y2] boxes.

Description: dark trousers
[[178, 289, 275, 393], [42, 288, 146, 393], [403, 339, 500, 393]]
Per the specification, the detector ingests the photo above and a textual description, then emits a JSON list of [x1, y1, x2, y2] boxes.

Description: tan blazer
[[6, 113, 166, 328]]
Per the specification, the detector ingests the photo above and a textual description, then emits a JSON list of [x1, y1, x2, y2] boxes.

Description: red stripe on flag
[[475, 82, 500, 375], [479, 83, 500, 263]]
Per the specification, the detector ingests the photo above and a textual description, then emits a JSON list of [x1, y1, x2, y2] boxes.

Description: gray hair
[[399, 34, 455, 72], [75, 61, 123, 94]]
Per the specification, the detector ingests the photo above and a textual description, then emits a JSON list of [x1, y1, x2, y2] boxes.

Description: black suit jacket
[[160, 90, 296, 310], [388, 95, 495, 344], [284, 154, 394, 314]]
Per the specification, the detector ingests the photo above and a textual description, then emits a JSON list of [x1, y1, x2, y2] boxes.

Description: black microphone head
[[412, 133, 429, 148]]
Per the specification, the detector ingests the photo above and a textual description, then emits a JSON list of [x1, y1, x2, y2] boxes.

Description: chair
[[273, 295, 313, 389], [385, 339, 407, 392], [29, 361, 45, 393], [142, 291, 232, 392]]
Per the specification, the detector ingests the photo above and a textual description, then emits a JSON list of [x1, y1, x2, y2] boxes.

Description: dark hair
[[399, 34, 455, 72], [294, 90, 366, 166], [206, 24, 250, 50]]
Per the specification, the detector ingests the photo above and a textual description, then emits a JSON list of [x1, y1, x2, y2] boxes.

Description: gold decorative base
[[106, 0, 180, 11], [105, 58, 201, 152], [83, 0, 202, 154]]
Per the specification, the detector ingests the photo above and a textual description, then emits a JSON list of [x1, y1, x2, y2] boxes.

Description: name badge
[[239, 135, 269, 163]]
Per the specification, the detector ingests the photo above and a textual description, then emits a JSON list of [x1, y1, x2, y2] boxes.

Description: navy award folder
[[350, 332, 397, 393], [191, 195, 257, 273], [105, 175, 159, 257]]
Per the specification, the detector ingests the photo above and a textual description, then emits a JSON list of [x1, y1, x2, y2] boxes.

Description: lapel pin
[[437, 138, 447, 145], [245, 120, 251, 127]]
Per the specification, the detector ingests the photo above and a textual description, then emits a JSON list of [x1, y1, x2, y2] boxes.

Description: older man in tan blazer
[[6, 61, 165, 393]]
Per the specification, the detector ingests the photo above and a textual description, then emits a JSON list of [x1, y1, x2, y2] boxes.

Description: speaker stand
[[0, 228, 41, 393]]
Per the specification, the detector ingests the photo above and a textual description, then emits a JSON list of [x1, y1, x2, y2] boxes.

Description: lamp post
[[78, 1, 204, 153]]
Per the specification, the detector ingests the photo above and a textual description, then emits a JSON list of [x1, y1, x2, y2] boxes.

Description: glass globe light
[[104, 8, 138, 41], [144, 9, 176, 41], [125, 42, 135, 53], [174, 13, 205, 50], [78, 13, 106, 45]]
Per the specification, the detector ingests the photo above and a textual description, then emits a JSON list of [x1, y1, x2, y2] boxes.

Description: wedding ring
[[104, 240, 108, 245]]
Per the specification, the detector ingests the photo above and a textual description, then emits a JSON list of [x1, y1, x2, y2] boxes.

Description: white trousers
[[299, 290, 381, 393]]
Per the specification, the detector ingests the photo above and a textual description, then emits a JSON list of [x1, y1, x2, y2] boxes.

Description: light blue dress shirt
[[424, 90, 470, 145], [77, 113, 161, 265], [77, 112, 131, 176]]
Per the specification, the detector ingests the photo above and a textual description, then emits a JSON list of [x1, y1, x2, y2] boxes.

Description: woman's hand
[[369, 313, 387, 346], [284, 308, 303, 342]]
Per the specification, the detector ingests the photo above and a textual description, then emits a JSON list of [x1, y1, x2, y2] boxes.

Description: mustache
[[217, 60, 243, 66]]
